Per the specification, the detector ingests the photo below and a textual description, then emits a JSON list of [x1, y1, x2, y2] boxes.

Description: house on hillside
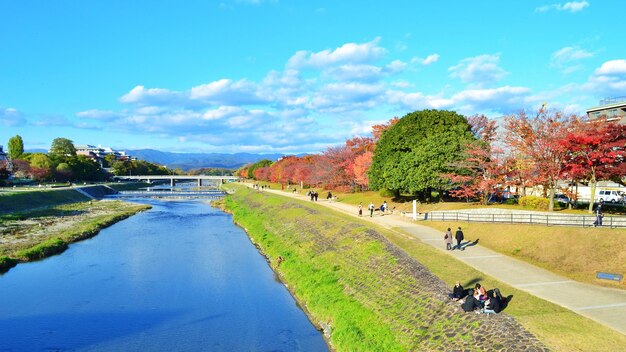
[[75, 144, 135, 164], [586, 96, 626, 124]]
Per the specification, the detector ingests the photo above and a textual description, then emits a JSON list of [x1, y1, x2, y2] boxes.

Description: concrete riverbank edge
[[227, 184, 626, 351], [0, 201, 151, 274], [222, 186, 550, 351]]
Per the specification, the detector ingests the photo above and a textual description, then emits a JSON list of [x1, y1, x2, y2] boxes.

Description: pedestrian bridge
[[113, 175, 240, 187]]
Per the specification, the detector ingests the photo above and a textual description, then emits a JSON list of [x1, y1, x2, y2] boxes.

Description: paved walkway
[[248, 185, 626, 336]]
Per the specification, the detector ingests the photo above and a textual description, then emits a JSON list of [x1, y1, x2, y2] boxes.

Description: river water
[[0, 199, 327, 351]]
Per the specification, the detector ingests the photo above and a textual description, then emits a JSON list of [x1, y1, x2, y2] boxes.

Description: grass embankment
[[224, 186, 548, 351], [0, 188, 90, 213], [0, 201, 150, 273], [421, 221, 626, 290], [226, 185, 626, 351], [251, 182, 626, 290]]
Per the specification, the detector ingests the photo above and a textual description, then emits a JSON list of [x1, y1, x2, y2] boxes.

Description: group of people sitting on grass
[[450, 282, 508, 314]]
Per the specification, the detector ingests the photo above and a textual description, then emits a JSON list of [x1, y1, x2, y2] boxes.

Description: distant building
[[586, 96, 626, 124], [75, 144, 134, 165], [0, 145, 7, 162]]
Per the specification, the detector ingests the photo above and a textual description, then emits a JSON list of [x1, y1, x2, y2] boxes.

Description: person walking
[[444, 227, 453, 250], [455, 227, 465, 250], [358, 203, 363, 217], [368, 202, 375, 217], [594, 200, 604, 227]]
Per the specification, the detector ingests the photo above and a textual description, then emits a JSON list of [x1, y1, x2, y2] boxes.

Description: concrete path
[[249, 185, 626, 336]]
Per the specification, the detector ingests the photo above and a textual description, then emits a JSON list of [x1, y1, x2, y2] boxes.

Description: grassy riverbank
[[0, 188, 91, 214], [0, 200, 150, 272], [224, 185, 626, 351], [250, 181, 625, 290], [224, 186, 550, 351]]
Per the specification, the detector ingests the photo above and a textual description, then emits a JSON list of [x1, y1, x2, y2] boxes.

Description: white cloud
[[594, 59, 626, 75], [326, 64, 384, 82], [451, 86, 533, 113], [32, 115, 72, 127], [386, 90, 453, 110], [73, 40, 559, 152], [0, 107, 27, 127], [411, 54, 440, 65], [120, 85, 183, 105], [449, 54, 508, 87], [584, 59, 626, 96], [551, 46, 593, 74], [535, 1, 589, 13], [310, 82, 384, 112], [552, 46, 593, 64], [190, 79, 271, 105], [286, 37, 387, 69], [202, 106, 246, 120], [76, 109, 123, 121]]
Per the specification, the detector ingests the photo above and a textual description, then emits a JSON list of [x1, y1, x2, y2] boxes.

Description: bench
[[596, 272, 623, 282]]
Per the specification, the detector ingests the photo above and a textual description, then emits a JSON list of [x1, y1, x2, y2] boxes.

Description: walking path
[[249, 185, 626, 336]]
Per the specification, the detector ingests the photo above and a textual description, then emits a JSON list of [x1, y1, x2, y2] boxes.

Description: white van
[[596, 190, 623, 203]]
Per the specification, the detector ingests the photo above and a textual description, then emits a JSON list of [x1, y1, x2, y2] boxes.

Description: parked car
[[554, 194, 570, 204], [597, 190, 623, 203]]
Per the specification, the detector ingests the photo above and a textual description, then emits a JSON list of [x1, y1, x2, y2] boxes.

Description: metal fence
[[426, 211, 626, 228]]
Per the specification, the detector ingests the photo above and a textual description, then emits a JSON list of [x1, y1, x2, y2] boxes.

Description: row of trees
[[0, 136, 171, 183], [237, 118, 397, 192], [238, 108, 626, 212]]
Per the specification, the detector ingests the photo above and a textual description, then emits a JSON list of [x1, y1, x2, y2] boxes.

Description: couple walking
[[444, 227, 465, 250]]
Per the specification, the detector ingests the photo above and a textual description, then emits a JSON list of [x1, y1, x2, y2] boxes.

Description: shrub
[[379, 188, 395, 197], [504, 198, 518, 205], [518, 196, 549, 210]]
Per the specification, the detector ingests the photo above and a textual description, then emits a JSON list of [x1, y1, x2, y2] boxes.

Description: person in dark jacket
[[452, 281, 465, 300], [461, 291, 481, 312], [455, 227, 465, 250], [482, 290, 501, 314]]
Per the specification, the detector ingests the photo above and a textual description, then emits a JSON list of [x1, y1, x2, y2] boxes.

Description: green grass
[[0, 188, 90, 213], [224, 186, 550, 351], [225, 184, 626, 351]]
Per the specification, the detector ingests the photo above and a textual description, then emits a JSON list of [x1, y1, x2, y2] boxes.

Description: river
[[0, 199, 328, 351]]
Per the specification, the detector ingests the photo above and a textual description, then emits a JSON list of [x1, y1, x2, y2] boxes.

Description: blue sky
[[1, 0, 625, 154]]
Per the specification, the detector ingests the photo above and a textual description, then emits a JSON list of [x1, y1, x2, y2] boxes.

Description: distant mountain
[[127, 149, 286, 170]]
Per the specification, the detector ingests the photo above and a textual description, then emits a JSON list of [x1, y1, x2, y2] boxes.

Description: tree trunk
[[548, 180, 555, 211], [588, 179, 597, 213]]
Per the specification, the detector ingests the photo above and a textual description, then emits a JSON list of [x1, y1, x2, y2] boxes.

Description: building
[[586, 96, 626, 124], [75, 144, 134, 164], [0, 145, 7, 162]]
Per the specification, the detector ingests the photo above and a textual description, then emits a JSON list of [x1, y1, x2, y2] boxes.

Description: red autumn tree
[[503, 107, 581, 211], [560, 120, 626, 212], [446, 114, 503, 204]]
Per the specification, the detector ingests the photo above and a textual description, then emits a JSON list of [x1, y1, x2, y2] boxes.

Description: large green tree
[[49, 138, 77, 157], [7, 135, 24, 159], [368, 109, 476, 199]]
